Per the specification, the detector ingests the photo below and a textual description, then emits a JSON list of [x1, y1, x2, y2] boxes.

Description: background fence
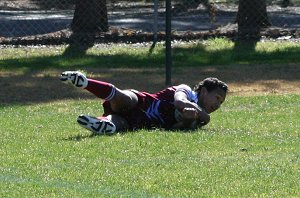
[[0, 0, 299, 45]]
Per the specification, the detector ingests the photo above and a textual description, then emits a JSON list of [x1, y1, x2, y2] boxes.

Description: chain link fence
[[0, 0, 299, 44]]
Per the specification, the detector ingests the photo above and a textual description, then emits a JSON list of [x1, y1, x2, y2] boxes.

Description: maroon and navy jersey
[[102, 84, 198, 130]]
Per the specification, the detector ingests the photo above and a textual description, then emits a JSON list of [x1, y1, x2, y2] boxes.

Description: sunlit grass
[[172, 38, 300, 65], [1, 39, 300, 70], [1, 95, 299, 197]]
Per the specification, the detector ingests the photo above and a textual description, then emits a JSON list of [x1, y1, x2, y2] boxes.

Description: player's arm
[[173, 85, 210, 128]]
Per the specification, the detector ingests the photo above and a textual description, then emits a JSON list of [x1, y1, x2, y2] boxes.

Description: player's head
[[194, 77, 228, 113]]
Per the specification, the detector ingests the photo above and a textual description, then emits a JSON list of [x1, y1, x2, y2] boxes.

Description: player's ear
[[200, 87, 208, 96]]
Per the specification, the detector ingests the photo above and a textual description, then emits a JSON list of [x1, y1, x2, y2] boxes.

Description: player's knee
[[126, 90, 138, 107], [109, 114, 129, 131]]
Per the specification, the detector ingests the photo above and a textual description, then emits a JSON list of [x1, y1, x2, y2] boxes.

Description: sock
[[85, 79, 116, 101]]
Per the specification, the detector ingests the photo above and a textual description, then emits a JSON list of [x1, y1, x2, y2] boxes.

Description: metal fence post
[[153, 0, 158, 43], [165, 0, 172, 86]]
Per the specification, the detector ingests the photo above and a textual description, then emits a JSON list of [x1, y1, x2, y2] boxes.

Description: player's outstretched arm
[[173, 89, 210, 129]]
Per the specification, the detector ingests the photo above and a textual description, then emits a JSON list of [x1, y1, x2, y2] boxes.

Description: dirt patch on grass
[[1, 64, 299, 105]]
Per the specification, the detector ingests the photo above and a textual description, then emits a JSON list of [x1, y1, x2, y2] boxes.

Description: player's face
[[199, 87, 226, 114]]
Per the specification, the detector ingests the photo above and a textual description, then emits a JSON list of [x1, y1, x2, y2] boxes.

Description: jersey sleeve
[[174, 84, 194, 101]]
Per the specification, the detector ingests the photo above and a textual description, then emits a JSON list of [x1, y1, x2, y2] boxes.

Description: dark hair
[[194, 77, 228, 93]]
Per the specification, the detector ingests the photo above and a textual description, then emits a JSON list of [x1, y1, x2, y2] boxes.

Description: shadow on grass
[[62, 134, 98, 141], [0, 43, 300, 106], [62, 128, 202, 140], [0, 52, 164, 70], [172, 42, 300, 66]]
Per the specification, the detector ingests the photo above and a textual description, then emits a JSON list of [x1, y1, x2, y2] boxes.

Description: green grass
[[1, 39, 300, 196], [1, 38, 300, 70], [1, 95, 299, 197]]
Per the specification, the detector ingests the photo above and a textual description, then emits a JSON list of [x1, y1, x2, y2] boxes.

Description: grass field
[[1, 39, 300, 197]]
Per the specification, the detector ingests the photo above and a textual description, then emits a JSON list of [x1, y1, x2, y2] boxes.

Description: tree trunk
[[71, 0, 108, 33], [237, 0, 271, 39], [281, 0, 291, 8], [66, 0, 108, 53]]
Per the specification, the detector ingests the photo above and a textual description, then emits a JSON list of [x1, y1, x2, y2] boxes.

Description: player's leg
[[77, 114, 129, 135], [109, 89, 138, 114], [60, 71, 138, 113], [85, 78, 138, 113]]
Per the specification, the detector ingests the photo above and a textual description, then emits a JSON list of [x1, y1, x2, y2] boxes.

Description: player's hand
[[181, 107, 199, 120], [182, 107, 210, 128], [179, 107, 199, 128]]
